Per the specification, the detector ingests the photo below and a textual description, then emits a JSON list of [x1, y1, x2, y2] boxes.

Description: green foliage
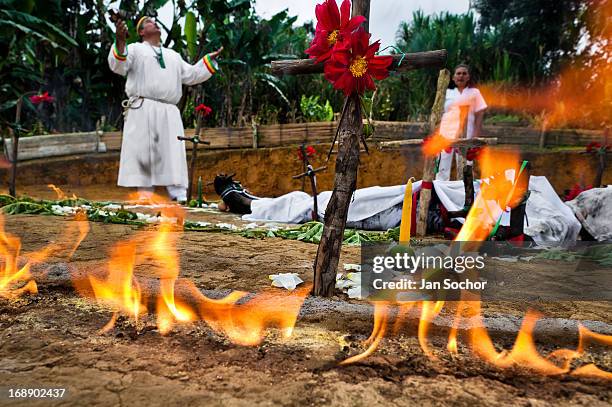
[[184, 11, 198, 61], [300, 95, 334, 122], [240, 222, 399, 246], [485, 114, 524, 125], [473, 0, 585, 82], [0, 0, 605, 132]]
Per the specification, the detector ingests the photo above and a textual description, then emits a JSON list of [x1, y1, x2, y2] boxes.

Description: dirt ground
[[1, 210, 611, 406]]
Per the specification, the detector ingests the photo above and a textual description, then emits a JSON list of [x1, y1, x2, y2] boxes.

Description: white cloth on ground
[[244, 184, 421, 230], [433, 176, 581, 244], [242, 177, 580, 244], [108, 41, 216, 188], [565, 187, 612, 242]]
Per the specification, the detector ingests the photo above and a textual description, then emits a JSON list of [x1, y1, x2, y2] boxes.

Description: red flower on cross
[[29, 92, 54, 105], [323, 28, 393, 96], [195, 103, 213, 117], [305, 0, 365, 63]]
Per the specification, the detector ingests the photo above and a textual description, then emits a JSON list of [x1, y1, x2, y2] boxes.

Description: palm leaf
[[0, 18, 67, 51], [184, 11, 197, 60], [0, 10, 77, 47]]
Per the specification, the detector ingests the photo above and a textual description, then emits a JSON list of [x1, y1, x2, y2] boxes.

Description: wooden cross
[[177, 113, 210, 203], [271, 0, 447, 297], [293, 163, 328, 222]]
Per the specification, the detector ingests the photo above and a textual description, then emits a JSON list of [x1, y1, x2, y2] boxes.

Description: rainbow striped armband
[[112, 42, 128, 62], [203, 54, 218, 74]]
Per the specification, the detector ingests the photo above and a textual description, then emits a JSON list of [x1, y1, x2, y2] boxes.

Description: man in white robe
[[108, 16, 222, 201]]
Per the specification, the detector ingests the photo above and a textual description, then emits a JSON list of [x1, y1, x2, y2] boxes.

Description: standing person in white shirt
[[436, 64, 488, 181], [109, 16, 222, 202]]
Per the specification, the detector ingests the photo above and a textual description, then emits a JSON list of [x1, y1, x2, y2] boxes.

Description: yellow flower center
[[349, 56, 368, 77], [327, 30, 339, 45]]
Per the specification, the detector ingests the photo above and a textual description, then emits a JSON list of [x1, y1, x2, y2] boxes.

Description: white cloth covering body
[[108, 42, 216, 197], [436, 87, 488, 181], [242, 177, 581, 244], [565, 187, 612, 241]]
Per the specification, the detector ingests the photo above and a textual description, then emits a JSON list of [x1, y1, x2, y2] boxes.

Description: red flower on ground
[[323, 28, 393, 96], [195, 103, 213, 117], [29, 92, 54, 105], [586, 141, 609, 154], [297, 146, 317, 161], [305, 0, 366, 63]]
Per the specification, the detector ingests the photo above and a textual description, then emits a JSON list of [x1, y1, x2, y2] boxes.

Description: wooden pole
[[352, 0, 370, 31], [313, 93, 362, 297], [186, 114, 204, 202], [416, 69, 450, 237], [271, 50, 447, 76], [9, 97, 23, 198], [455, 106, 470, 181], [312, 1, 370, 297]]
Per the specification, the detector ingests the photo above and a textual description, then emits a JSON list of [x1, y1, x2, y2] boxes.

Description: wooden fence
[[101, 121, 607, 152], [4, 122, 608, 161]]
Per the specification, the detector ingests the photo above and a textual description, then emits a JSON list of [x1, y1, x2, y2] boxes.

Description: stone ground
[[0, 186, 611, 406]]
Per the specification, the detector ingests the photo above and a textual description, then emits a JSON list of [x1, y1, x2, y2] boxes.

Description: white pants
[[138, 186, 187, 201], [436, 150, 473, 181]]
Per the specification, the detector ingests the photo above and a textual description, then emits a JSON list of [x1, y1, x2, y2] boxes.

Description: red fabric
[[421, 181, 434, 190], [466, 147, 483, 161], [507, 234, 526, 247], [411, 191, 418, 234], [564, 183, 592, 201]]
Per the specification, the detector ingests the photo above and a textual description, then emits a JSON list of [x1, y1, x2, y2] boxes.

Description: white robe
[[108, 41, 216, 188]]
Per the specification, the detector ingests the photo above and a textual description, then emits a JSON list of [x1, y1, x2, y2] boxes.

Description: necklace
[[149, 44, 166, 69]]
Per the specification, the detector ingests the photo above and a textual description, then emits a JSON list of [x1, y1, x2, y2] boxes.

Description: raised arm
[[107, 18, 132, 76], [181, 47, 223, 86]]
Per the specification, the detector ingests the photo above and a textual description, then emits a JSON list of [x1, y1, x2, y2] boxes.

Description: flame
[[48, 184, 66, 200], [25, 211, 90, 264], [423, 133, 453, 157], [75, 204, 308, 345], [0, 222, 37, 298], [418, 300, 445, 358], [81, 242, 145, 333], [0, 211, 36, 299], [340, 302, 390, 365], [0, 210, 89, 299], [456, 148, 525, 241], [194, 285, 310, 346], [341, 147, 611, 380], [468, 306, 567, 375]]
